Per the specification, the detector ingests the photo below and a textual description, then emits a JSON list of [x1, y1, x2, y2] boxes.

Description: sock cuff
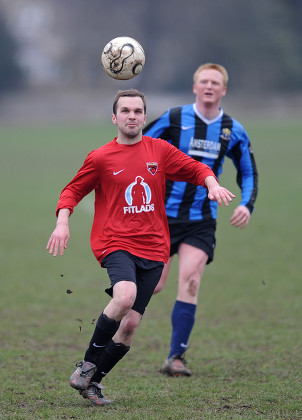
[[106, 339, 130, 360], [96, 312, 120, 335], [175, 300, 197, 312]]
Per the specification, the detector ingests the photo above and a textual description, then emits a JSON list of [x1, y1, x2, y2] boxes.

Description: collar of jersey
[[114, 137, 142, 147], [193, 104, 223, 125]]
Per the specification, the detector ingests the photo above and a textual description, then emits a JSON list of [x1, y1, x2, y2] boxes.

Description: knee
[[114, 294, 136, 315], [122, 315, 140, 333], [119, 314, 141, 339]]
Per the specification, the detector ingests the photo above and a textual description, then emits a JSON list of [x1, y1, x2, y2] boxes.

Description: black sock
[[84, 313, 120, 364], [90, 339, 130, 383]]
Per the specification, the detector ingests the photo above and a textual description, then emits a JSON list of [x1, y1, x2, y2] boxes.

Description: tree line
[[1, 0, 301, 94]]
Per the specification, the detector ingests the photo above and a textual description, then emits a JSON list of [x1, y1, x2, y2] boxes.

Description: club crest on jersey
[[147, 162, 158, 175], [220, 128, 231, 141]]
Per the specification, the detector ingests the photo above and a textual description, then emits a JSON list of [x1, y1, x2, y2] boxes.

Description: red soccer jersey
[[56, 136, 216, 264]]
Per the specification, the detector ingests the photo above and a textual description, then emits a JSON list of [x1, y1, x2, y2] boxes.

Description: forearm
[[56, 208, 71, 225]]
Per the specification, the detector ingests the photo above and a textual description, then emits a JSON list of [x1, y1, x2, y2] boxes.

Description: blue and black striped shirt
[[143, 104, 258, 221]]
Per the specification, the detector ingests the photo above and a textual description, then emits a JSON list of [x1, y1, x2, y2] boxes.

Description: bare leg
[[153, 256, 173, 294]]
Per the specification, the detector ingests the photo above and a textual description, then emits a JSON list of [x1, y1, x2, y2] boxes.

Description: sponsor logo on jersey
[[188, 136, 221, 159], [220, 128, 231, 141], [147, 162, 158, 175], [124, 176, 154, 214]]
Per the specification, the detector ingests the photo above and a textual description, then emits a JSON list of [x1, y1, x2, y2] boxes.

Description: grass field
[[1, 116, 301, 419]]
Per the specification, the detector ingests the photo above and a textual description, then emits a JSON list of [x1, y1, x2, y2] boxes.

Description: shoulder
[[151, 104, 194, 122], [223, 112, 246, 131], [91, 139, 116, 154], [142, 135, 172, 151], [169, 103, 194, 119], [86, 139, 116, 164], [142, 135, 166, 144], [142, 136, 181, 156], [222, 112, 249, 140]]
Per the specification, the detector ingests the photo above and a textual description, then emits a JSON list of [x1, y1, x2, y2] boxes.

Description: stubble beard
[[123, 125, 141, 139]]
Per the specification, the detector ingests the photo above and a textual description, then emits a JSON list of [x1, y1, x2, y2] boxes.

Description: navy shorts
[[168, 217, 217, 264], [101, 250, 164, 315]]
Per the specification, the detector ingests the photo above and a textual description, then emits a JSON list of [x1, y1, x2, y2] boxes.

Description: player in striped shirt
[[143, 63, 258, 377]]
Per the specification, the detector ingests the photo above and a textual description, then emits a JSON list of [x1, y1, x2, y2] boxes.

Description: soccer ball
[[101, 36, 145, 80]]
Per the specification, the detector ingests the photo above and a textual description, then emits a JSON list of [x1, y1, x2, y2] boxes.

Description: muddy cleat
[[80, 382, 111, 406], [160, 354, 192, 377], [70, 361, 97, 390]]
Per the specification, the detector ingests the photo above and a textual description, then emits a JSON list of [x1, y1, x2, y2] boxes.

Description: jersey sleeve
[[56, 151, 99, 216], [162, 140, 218, 187], [227, 126, 258, 212]]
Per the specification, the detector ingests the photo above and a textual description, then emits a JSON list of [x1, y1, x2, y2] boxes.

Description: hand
[[46, 223, 70, 256], [207, 184, 235, 207], [230, 205, 250, 229]]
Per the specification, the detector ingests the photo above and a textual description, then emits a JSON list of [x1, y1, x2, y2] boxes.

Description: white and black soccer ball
[[101, 36, 145, 80]]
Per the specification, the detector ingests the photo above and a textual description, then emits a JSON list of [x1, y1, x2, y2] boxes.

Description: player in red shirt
[[46, 89, 235, 406]]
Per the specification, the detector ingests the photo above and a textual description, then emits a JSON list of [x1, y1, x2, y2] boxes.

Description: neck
[[196, 100, 221, 120], [116, 134, 142, 145]]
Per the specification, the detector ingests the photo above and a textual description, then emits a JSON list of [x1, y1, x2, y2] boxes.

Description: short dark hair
[[113, 89, 146, 115]]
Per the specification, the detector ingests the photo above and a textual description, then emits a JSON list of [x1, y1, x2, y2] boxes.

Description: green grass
[[1, 117, 301, 419]]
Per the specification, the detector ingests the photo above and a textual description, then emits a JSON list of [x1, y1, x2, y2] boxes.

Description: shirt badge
[[220, 128, 231, 141], [147, 162, 158, 175]]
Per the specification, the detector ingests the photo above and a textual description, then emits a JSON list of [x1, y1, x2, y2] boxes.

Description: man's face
[[193, 69, 227, 106], [112, 96, 147, 138]]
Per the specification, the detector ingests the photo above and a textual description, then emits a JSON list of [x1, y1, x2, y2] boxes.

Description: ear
[[112, 113, 117, 125], [143, 114, 147, 125]]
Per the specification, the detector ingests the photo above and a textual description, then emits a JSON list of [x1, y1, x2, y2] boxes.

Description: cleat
[[80, 382, 111, 406], [70, 361, 97, 390], [160, 354, 192, 377]]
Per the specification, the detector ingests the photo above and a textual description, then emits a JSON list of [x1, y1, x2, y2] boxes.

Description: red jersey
[[56, 136, 217, 264]]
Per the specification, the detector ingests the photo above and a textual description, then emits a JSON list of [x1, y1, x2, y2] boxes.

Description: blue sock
[[168, 300, 196, 358]]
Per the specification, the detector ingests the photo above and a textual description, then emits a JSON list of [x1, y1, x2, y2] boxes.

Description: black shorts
[[168, 217, 217, 264], [101, 250, 164, 315]]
